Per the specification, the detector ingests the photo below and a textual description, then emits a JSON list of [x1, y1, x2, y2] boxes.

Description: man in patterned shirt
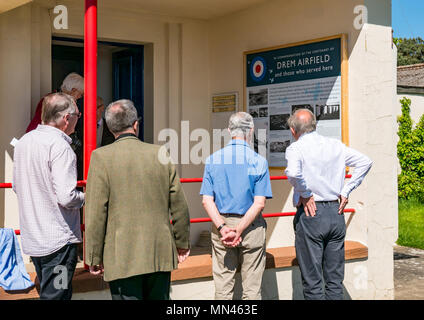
[[13, 92, 85, 300]]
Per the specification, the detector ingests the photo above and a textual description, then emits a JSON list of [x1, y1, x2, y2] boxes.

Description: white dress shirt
[[13, 125, 85, 257], [285, 131, 372, 207]]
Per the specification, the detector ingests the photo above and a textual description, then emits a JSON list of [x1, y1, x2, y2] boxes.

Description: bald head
[[287, 108, 317, 138]]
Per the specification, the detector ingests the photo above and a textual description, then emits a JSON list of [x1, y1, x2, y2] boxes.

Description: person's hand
[[338, 195, 348, 215], [89, 264, 104, 276], [220, 226, 242, 247], [232, 226, 244, 247], [299, 196, 317, 217], [177, 248, 190, 264]]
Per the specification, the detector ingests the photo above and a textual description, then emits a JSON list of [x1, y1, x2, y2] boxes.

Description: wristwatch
[[217, 223, 226, 232]]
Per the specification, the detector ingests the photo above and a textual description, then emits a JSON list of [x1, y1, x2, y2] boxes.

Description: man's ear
[[133, 120, 139, 136], [63, 113, 70, 124], [290, 127, 296, 137]]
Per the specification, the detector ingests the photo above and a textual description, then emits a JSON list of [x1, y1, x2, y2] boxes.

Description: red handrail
[[14, 209, 356, 235], [5, 174, 355, 235], [0, 175, 352, 188]]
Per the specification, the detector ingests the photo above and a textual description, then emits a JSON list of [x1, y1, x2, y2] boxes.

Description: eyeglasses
[[69, 112, 82, 119]]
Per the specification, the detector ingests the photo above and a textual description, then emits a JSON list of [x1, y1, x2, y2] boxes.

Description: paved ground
[[394, 245, 424, 300]]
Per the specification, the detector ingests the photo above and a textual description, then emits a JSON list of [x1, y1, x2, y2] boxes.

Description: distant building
[[397, 63, 424, 123]]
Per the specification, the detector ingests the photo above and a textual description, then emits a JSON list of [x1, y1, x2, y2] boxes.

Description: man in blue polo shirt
[[200, 112, 272, 300]]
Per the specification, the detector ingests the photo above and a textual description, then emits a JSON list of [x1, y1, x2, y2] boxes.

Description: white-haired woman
[[26, 72, 84, 132]]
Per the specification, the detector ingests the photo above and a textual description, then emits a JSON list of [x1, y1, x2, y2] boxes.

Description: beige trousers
[[211, 214, 267, 300]]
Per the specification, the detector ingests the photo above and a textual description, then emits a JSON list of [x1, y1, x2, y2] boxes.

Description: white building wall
[[396, 93, 424, 124]]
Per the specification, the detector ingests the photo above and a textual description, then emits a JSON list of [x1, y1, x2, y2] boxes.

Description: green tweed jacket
[[85, 136, 190, 282]]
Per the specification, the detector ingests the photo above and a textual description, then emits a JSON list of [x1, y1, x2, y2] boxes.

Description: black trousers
[[31, 244, 78, 300], [109, 272, 171, 300], [293, 201, 346, 300]]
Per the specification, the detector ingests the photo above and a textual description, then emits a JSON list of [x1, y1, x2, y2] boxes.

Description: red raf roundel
[[250, 56, 266, 82], [253, 60, 264, 78]]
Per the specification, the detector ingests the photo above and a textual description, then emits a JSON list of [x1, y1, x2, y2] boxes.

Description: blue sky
[[392, 0, 424, 39]]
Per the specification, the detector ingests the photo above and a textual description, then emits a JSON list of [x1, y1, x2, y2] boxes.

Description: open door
[[113, 47, 144, 140]]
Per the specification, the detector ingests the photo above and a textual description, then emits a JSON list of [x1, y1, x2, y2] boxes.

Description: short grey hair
[[228, 112, 254, 138], [61, 72, 84, 93], [105, 99, 138, 134], [287, 108, 317, 135], [41, 92, 77, 125]]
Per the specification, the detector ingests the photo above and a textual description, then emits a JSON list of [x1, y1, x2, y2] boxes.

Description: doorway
[[52, 37, 145, 141]]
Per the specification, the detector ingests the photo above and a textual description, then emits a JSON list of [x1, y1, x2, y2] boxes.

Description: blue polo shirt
[[200, 139, 272, 215]]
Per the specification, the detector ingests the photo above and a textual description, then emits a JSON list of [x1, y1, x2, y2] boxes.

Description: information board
[[244, 35, 348, 168]]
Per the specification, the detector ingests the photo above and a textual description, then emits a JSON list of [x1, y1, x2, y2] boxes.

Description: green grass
[[397, 198, 424, 250]]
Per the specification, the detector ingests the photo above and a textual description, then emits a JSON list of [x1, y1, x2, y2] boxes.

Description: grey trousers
[[293, 201, 346, 300]]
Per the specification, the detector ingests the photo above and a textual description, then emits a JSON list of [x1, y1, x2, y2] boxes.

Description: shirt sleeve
[[199, 162, 214, 196], [50, 145, 85, 209], [253, 160, 273, 199], [284, 145, 313, 198], [340, 145, 373, 198]]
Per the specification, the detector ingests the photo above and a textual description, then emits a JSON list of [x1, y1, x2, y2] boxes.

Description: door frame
[[52, 36, 145, 140]]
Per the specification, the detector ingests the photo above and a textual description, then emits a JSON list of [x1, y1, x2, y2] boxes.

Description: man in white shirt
[[285, 109, 372, 300], [13, 92, 85, 300]]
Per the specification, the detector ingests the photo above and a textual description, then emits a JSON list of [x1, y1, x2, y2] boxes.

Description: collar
[[36, 124, 72, 144], [227, 138, 251, 147], [298, 131, 316, 141], [115, 133, 138, 141]]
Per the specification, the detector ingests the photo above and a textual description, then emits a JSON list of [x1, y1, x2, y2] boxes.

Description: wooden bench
[[0, 241, 367, 300]]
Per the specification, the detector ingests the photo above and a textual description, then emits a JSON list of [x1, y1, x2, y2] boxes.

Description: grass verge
[[397, 198, 424, 250]]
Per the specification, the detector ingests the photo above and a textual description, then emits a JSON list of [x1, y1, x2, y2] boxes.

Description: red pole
[[84, 0, 97, 271], [84, 0, 97, 178]]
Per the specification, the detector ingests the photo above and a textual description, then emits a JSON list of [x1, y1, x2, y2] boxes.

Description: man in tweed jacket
[[85, 99, 190, 300]]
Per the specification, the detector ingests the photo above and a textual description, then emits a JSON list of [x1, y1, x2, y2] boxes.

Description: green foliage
[[395, 37, 424, 66], [397, 97, 424, 202]]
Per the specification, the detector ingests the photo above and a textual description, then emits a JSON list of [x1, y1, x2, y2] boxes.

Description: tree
[[397, 97, 424, 202], [394, 37, 424, 66]]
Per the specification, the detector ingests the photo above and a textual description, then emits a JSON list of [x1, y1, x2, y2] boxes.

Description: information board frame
[[243, 34, 349, 169]]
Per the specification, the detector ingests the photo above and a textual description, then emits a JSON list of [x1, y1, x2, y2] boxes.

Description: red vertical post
[[83, 0, 97, 271], [84, 0, 97, 178]]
